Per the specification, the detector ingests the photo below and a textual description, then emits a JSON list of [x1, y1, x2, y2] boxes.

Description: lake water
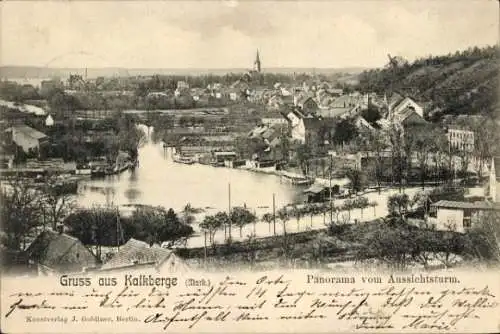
[[76, 127, 302, 214], [74, 125, 422, 247]]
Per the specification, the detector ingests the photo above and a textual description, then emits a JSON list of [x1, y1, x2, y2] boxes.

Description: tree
[[402, 125, 420, 184], [361, 105, 382, 124], [473, 118, 500, 178], [276, 207, 292, 259], [431, 130, 450, 184], [387, 193, 410, 218], [199, 215, 222, 246], [277, 208, 290, 235], [115, 112, 147, 162], [357, 222, 417, 270], [278, 134, 291, 163], [244, 234, 259, 267], [262, 213, 273, 233], [306, 203, 318, 228], [214, 211, 230, 240], [230, 207, 257, 238], [0, 178, 42, 251], [469, 211, 500, 261], [332, 118, 358, 146], [41, 177, 76, 230], [353, 196, 369, 219], [388, 123, 405, 189], [291, 205, 302, 231], [64, 205, 120, 260], [455, 145, 471, 181], [296, 144, 312, 175], [129, 206, 193, 246], [363, 129, 388, 192], [414, 127, 443, 189], [369, 200, 378, 217], [180, 203, 197, 225], [345, 168, 367, 195], [341, 199, 354, 222], [65, 205, 193, 259]]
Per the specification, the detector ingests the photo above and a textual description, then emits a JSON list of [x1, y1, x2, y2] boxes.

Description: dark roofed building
[[25, 230, 99, 275], [303, 184, 340, 203], [296, 96, 318, 115], [396, 107, 427, 127]]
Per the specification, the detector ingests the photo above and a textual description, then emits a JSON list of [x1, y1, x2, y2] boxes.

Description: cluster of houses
[[14, 227, 189, 276]]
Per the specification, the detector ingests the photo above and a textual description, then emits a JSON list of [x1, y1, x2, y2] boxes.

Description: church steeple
[[254, 49, 261, 73]]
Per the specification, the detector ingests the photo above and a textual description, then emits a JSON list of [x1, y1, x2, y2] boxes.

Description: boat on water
[[91, 166, 107, 178], [281, 173, 315, 186], [75, 163, 92, 175], [173, 155, 196, 165]]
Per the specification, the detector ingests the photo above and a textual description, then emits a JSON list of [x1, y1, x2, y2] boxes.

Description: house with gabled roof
[[296, 96, 318, 115], [25, 229, 99, 275], [283, 108, 307, 143], [99, 238, 188, 273], [4, 125, 49, 156], [392, 96, 425, 118], [394, 106, 427, 127]]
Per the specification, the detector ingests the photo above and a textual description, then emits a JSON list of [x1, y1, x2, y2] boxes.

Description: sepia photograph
[[0, 0, 499, 332]]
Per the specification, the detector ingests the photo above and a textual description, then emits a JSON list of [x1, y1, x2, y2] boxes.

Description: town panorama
[[1, 35, 499, 275]]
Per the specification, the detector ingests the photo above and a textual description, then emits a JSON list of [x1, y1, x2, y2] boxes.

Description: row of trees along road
[[200, 207, 257, 246]]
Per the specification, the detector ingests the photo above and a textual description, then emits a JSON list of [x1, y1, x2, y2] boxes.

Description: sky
[[1, 0, 498, 69]]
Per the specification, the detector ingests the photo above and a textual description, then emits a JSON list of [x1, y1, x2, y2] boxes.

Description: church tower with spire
[[253, 49, 261, 73]]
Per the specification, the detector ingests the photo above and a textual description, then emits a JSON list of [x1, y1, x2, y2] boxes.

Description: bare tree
[[41, 177, 76, 230], [0, 177, 42, 250]]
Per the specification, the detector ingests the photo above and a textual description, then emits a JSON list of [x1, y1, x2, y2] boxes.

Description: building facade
[[5, 125, 48, 155], [448, 127, 475, 152]]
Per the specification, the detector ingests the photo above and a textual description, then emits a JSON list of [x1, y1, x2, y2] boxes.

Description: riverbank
[[237, 165, 350, 186]]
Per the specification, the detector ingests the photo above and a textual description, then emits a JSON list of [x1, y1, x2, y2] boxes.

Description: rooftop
[[25, 230, 99, 272], [431, 200, 500, 210], [6, 125, 47, 140], [100, 238, 172, 270]]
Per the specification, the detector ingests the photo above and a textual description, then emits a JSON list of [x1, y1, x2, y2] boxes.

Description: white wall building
[[45, 114, 54, 127], [447, 128, 475, 152]]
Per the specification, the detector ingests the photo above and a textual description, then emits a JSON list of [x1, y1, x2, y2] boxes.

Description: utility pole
[[116, 206, 121, 251], [228, 183, 232, 241], [329, 154, 333, 223], [272, 193, 276, 236], [204, 230, 207, 269]]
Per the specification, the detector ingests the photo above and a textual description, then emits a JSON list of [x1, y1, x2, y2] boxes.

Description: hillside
[[356, 45, 498, 118]]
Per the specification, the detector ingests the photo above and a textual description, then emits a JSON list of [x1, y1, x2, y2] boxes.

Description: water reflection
[[77, 142, 302, 213]]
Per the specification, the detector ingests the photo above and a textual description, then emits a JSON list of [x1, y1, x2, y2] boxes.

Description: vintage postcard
[[1, 0, 499, 333]]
